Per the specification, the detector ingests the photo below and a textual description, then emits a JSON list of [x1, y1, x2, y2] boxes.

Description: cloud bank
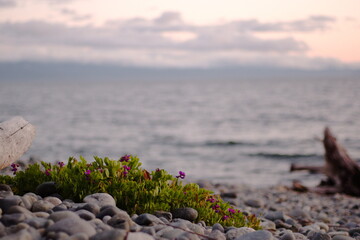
[[0, 11, 342, 69]]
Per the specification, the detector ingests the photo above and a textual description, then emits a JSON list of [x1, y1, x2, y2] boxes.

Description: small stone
[[280, 230, 296, 240], [172, 207, 198, 222], [47, 217, 96, 237], [212, 223, 224, 233], [107, 213, 132, 230], [245, 199, 264, 208], [349, 228, 360, 237], [127, 232, 155, 240], [264, 211, 285, 221], [49, 211, 80, 222], [25, 217, 50, 229], [135, 213, 162, 226], [1, 228, 40, 240], [328, 232, 349, 237], [79, 203, 100, 215], [83, 193, 116, 208], [97, 206, 122, 219], [44, 196, 62, 206], [235, 230, 274, 240], [0, 184, 12, 192], [261, 220, 276, 230], [226, 227, 255, 240], [160, 228, 185, 239], [89, 229, 127, 240], [154, 210, 172, 221], [332, 236, 356, 240], [1, 213, 28, 226], [220, 192, 237, 198], [52, 204, 68, 212], [89, 218, 112, 233], [76, 209, 96, 221], [69, 232, 89, 240], [31, 200, 54, 212], [6, 206, 33, 217], [141, 227, 156, 236], [209, 229, 226, 240], [35, 182, 57, 197], [289, 209, 311, 221], [0, 196, 24, 213], [309, 232, 331, 240]]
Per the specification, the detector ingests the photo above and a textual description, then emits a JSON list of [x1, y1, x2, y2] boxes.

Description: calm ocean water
[[1, 77, 360, 186]]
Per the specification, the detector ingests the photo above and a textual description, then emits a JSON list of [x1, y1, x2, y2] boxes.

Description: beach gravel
[[1, 182, 360, 239]]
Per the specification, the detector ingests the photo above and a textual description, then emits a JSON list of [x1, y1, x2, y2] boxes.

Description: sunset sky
[[0, 0, 359, 69]]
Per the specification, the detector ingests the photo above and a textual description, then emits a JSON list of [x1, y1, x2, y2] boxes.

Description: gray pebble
[[0, 227, 40, 240], [235, 230, 274, 240], [47, 217, 96, 237], [1, 213, 28, 226], [154, 210, 172, 221], [0, 196, 24, 213], [309, 232, 331, 240], [31, 200, 54, 212], [264, 211, 285, 221], [79, 203, 100, 215], [210, 229, 226, 240], [89, 229, 127, 240], [332, 236, 356, 240], [69, 232, 90, 240], [107, 213, 132, 230], [76, 209, 96, 221], [89, 218, 113, 233], [172, 208, 198, 222], [83, 193, 116, 208], [280, 230, 296, 240], [49, 210, 80, 222], [127, 232, 155, 240], [135, 213, 162, 226], [97, 206, 122, 219], [245, 199, 264, 208], [44, 196, 62, 206], [226, 227, 255, 240], [212, 222, 224, 233]]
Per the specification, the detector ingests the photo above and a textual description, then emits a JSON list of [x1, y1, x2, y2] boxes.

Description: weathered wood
[[0, 117, 36, 169], [290, 127, 360, 196]]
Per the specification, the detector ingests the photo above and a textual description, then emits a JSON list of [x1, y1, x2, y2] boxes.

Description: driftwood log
[[0, 117, 36, 169], [290, 127, 360, 196]]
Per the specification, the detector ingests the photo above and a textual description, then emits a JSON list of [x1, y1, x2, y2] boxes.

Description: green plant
[[0, 155, 261, 228]]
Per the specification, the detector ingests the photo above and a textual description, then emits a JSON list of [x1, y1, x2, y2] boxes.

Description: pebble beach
[[1, 178, 360, 240]]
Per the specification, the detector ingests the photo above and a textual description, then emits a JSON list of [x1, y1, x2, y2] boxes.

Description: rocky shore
[[0, 180, 360, 240]]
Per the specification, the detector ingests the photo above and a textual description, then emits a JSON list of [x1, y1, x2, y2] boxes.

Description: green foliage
[[0, 156, 261, 229]]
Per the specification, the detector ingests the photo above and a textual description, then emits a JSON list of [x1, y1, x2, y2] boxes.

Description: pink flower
[[228, 208, 236, 214], [58, 162, 65, 167], [45, 169, 52, 176], [84, 170, 91, 176], [120, 155, 131, 162], [222, 215, 229, 221], [11, 163, 20, 175], [176, 171, 186, 179]]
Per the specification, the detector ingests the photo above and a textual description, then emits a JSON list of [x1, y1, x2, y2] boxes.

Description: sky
[[0, 0, 359, 69]]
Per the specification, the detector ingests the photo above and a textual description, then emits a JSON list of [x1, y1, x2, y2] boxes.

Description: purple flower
[[176, 171, 186, 179], [84, 170, 91, 176], [120, 155, 131, 162], [228, 208, 236, 214], [156, 168, 161, 172], [123, 165, 131, 171], [222, 215, 229, 221], [45, 169, 52, 176], [207, 197, 216, 203], [10, 163, 20, 175], [97, 168, 104, 173], [58, 162, 65, 168], [212, 204, 220, 210]]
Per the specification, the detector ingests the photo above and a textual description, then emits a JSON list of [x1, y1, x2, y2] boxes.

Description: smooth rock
[[49, 211, 80, 222], [264, 211, 285, 221], [127, 232, 155, 240], [154, 210, 172, 221], [235, 230, 274, 240], [226, 227, 255, 240], [107, 213, 132, 230], [245, 199, 264, 208], [210, 229, 226, 240], [309, 232, 331, 240], [97, 206, 122, 219], [1, 213, 28, 226], [212, 222, 224, 232], [135, 213, 162, 226], [31, 200, 54, 212], [0, 195, 24, 213], [44, 196, 62, 206], [280, 230, 296, 240], [47, 217, 96, 237], [89, 218, 113, 232], [25, 217, 52, 229], [90, 229, 127, 240], [69, 232, 89, 240], [332, 236, 356, 240], [172, 207, 198, 222], [0, 227, 40, 240], [83, 193, 116, 208], [76, 209, 96, 221], [35, 182, 57, 198], [79, 203, 100, 215]]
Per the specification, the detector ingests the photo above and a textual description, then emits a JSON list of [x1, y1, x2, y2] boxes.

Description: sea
[[1, 76, 360, 187]]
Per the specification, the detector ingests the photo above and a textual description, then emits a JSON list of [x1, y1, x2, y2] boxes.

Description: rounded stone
[[44, 196, 62, 206], [171, 208, 198, 222], [47, 217, 96, 237], [89, 218, 113, 233], [135, 213, 162, 226], [235, 230, 273, 240], [1, 213, 28, 226], [35, 182, 57, 198], [78, 203, 100, 215], [212, 223, 224, 233], [108, 213, 133, 230], [309, 232, 331, 240], [0, 196, 24, 213], [210, 229, 226, 240], [31, 200, 55, 212], [49, 211, 80, 222], [83, 193, 116, 208], [127, 232, 155, 240], [280, 230, 296, 240], [69, 232, 89, 240], [97, 206, 123, 219], [245, 199, 264, 208], [76, 209, 96, 221], [154, 210, 172, 221], [264, 211, 285, 221], [226, 227, 255, 240], [0, 184, 12, 192], [89, 229, 127, 240]]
